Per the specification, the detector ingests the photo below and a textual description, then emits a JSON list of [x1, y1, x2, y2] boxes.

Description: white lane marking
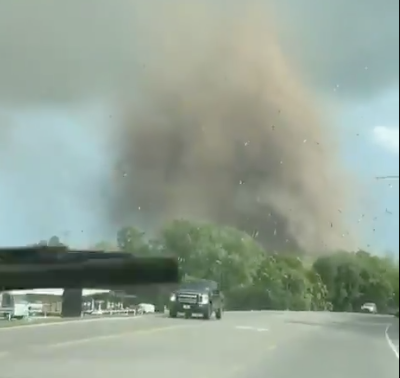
[[0, 315, 143, 332], [385, 324, 399, 359], [235, 326, 253, 330], [235, 325, 269, 332]]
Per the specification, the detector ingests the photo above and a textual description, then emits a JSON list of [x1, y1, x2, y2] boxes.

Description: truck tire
[[203, 305, 212, 320], [169, 310, 177, 318]]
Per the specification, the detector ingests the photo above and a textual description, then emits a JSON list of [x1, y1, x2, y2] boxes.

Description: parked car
[[361, 302, 377, 314]]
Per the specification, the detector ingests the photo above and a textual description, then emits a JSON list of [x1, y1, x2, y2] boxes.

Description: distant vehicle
[[0, 296, 32, 320], [12, 302, 30, 319], [168, 279, 224, 320], [0, 291, 15, 319], [138, 303, 155, 314], [361, 302, 377, 314]]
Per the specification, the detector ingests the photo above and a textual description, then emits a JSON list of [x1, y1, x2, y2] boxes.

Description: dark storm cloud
[[272, 0, 399, 99], [0, 0, 397, 103]]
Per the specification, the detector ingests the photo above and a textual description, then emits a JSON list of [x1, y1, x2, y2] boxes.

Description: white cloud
[[373, 126, 399, 155]]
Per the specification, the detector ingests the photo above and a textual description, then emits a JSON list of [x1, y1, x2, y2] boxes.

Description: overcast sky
[[0, 0, 398, 254]]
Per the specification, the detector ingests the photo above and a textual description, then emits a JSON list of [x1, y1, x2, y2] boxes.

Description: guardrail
[[1, 307, 143, 321], [83, 308, 139, 316]]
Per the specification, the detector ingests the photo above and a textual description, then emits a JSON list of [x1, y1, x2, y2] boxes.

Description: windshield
[[0, 1, 398, 378], [179, 281, 212, 291]]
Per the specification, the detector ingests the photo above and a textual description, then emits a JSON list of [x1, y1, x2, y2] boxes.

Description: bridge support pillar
[[61, 289, 83, 318]]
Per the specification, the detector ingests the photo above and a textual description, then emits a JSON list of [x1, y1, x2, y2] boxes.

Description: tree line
[[35, 220, 399, 314]]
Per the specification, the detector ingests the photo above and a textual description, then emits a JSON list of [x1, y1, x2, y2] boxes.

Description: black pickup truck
[[168, 279, 224, 320]]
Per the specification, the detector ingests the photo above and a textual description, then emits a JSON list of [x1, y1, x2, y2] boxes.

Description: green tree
[[158, 220, 264, 291], [117, 226, 152, 255], [39, 219, 397, 314], [314, 250, 398, 313]]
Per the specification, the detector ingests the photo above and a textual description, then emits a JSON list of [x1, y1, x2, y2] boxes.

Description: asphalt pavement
[[0, 311, 398, 378]]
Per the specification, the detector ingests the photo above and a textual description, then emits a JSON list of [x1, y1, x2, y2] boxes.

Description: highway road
[[0, 311, 398, 378]]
